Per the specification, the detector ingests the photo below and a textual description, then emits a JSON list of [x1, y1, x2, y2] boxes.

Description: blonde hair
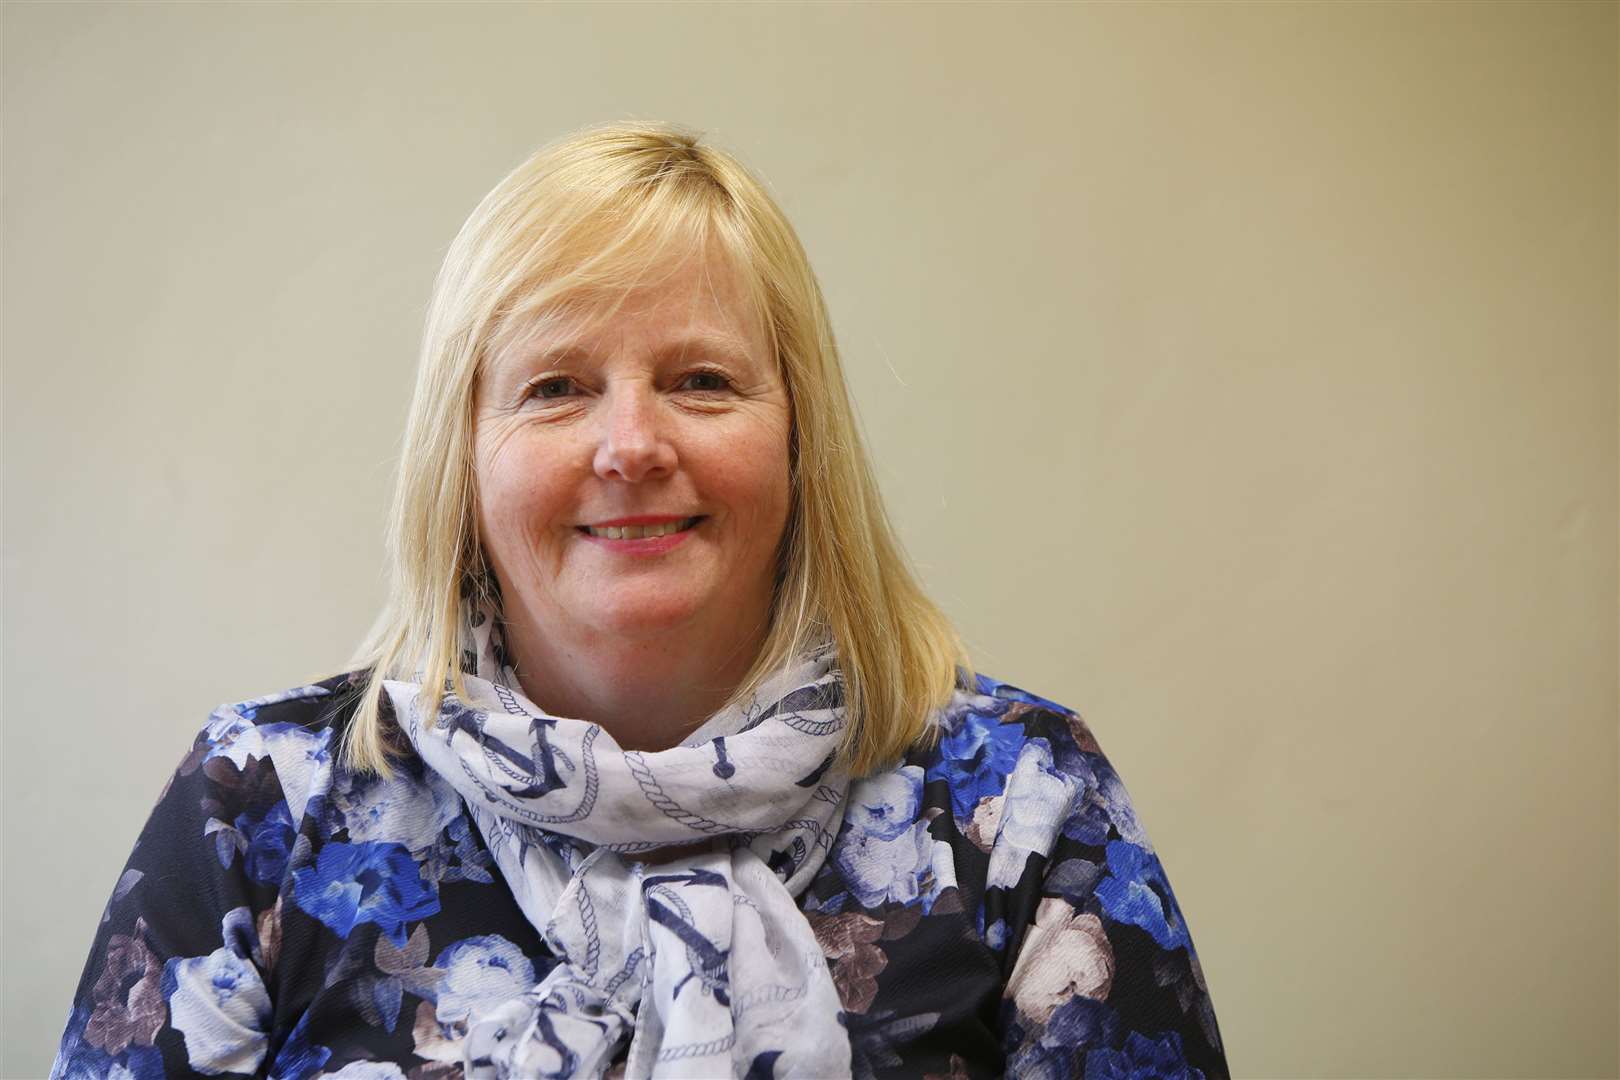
[[344, 121, 969, 778]]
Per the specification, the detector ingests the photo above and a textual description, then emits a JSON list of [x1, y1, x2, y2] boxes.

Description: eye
[[528, 376, 577, 400], [679, 369, 732, 393]]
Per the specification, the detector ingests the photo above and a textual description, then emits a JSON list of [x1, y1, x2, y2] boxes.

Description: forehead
[[497, 244, 769, 365]]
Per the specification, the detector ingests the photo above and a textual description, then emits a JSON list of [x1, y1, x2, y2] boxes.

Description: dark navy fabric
[[53, 670, 1227, 1079]]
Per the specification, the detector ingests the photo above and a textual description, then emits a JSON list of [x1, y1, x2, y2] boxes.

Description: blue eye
[[681, 370, 731, 392], [531, 376, 576, 399]]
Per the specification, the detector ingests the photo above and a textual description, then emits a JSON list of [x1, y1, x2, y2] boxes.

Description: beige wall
[[4, 2, 1615, 1076]]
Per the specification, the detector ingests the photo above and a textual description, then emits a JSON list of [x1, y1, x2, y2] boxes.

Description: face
[[473, 246, 792, 656]]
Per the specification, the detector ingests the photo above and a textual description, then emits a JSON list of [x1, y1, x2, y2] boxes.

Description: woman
[[52, 123, 1227, 1079]]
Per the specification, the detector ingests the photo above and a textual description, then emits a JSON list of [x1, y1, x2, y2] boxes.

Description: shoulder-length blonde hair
[[344, 121, 969, 778]]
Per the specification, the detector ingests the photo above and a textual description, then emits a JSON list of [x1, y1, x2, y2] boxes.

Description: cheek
[[475, 435, 573, 564], [725, 430, 792, 536]]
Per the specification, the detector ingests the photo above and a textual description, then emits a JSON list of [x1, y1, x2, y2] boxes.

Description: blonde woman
[[53, 123, 1227, 1079]]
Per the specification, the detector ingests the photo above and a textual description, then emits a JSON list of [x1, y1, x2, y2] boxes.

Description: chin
[[587, 592, 710, 639]]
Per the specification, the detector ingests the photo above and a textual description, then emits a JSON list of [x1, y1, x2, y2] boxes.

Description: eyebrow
[[522, 330, 757, 369], [654, 331, 756, 365]]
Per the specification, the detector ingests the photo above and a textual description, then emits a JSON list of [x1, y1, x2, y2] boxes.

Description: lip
[[583, 514, 695, 528], [575, 515, 703, 556]]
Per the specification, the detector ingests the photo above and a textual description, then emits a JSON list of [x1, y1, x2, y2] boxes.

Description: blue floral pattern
[[162, 945, 271, 1075], [431, 935, 536, 1027], [289, 840, 441, 946], [1095, 840, 1192, 952], [51, 669, 1226, 1077], [927, 697, 1027, 822]]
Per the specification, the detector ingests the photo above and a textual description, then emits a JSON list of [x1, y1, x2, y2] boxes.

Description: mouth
[[576, 516, 704, 541]]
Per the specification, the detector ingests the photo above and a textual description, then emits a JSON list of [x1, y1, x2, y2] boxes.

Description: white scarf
[[383, 609, 853, 1079]]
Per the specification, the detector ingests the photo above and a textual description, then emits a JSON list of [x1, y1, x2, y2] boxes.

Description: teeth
[[587, 518, 694, 540]]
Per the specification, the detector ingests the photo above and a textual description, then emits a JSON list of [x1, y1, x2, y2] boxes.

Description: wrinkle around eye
[[472, 411, 531, 471]]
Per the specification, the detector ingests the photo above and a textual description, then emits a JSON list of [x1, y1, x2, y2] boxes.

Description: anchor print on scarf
[[383, 602, 855, 1077]]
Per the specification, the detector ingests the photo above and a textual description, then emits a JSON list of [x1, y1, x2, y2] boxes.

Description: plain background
[[3, 2, 1616, 1077]]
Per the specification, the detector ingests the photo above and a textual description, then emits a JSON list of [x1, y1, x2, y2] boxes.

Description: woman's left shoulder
[[928, 671, 1104, 755], [829, 672, 1146, 927], [907, 673, 1131, 840], [907, 673, 1228, 1077], [819, 676, 1226, 1074]]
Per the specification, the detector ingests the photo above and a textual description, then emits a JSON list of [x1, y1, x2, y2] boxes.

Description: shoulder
[[201, 668, 368, 745], [174, 670, 372, 827], [824, 674, 1134, 924], [913, 677, 1227, 1074], [926, 672, 1101, 762], [158, 669, 470, 905], [194, 670, 472, 858], [908, 673, 1146, 851]]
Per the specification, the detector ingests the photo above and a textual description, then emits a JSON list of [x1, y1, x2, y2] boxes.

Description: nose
[[592, 383, 677, 483]]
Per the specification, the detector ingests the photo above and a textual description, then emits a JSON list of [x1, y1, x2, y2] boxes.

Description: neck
[[495, 603, 770, 751]]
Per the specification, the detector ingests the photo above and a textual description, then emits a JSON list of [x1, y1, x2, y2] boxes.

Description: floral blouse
[[51, 670, 1227, 1079]]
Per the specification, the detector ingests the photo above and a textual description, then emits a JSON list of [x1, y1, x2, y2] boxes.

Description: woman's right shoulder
[[172, 669, 376, 823], [174, 669, 463, 856], [204, 668, 371, 739]]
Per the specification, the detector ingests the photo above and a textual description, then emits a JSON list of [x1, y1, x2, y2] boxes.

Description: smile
[[577, 516, 703, 540]]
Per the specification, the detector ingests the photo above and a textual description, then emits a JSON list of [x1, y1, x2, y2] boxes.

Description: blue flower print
[[1095, 765, 1148, 847], [226, 682, 333, 721], [289, 841, 440, 947], [48, 1004, 164, 1080], [237, 800, 297, 885], [929, 705, 1026, 822], [1044, 996, 1118, 1051], [1058, 770, 1116, 849], [315, 1063, 408, 1079], [420, 815, 494, 886], [1004, 997, 1124, 1080], [432, 935, 536, 1026], [1053, 754, 1148, 850], [328, 766, 462, 854], [267, 1010, 331, 1080], [975, 674, 1069, 713], [987, 740, 1081, 890], [199, 709, 255, 757], [1094, 841, 1190, 951], [846, 766, 923, 842], [162, 946, 271, 1075], [208, 722, 333, 824], [835, 767, 939, 909], [1083, 1029, 1203, 1080], [55, 666, 1227, 1077]]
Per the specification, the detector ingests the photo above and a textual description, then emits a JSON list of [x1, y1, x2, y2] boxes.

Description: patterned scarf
[[383, 607, 853, 1079]]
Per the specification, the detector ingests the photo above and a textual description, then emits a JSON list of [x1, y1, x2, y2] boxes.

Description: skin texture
[[473, 245, 792, 750]]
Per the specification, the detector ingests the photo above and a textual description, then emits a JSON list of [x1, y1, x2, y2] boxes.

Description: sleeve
[[50, 712, 291, 1080], [990, 703, 1229, 1080]]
